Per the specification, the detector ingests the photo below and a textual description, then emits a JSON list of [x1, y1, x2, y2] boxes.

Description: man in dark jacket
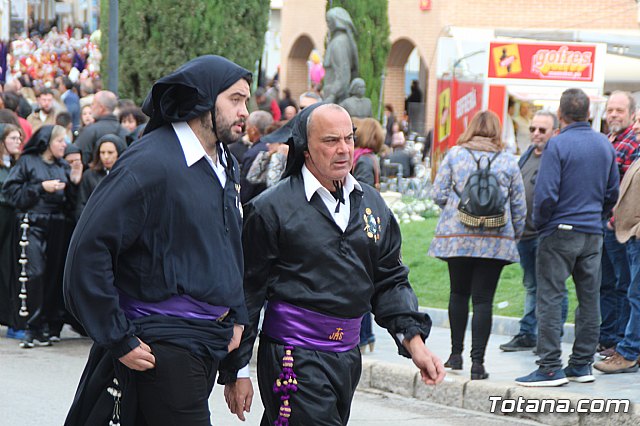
[[516, 88, 619, 387], [221, 103, 445, 425], [500, 111, 568, 353], [239, 110, 273, 204], [56, 76, 81, 133], [64, 55, 251, 425], [74, 90, 128, 166]]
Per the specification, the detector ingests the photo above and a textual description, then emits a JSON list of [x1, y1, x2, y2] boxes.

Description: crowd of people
[[0, 26, 149, 345], [1, 24, 638, 426], [430, 88, 640, 386]]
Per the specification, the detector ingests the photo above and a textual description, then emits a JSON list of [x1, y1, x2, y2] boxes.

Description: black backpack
[[453, 148, 507, 228]]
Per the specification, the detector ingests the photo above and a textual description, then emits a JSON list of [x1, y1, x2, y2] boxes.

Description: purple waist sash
[[262, 300, 361, 352], [118, 290, 229, 321]]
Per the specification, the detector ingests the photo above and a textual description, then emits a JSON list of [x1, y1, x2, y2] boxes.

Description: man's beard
[[608, 123, 624, 134], [214, 107, 245, 145]]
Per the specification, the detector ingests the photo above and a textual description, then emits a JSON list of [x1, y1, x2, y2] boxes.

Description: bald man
[[74, 90, 129, 166]]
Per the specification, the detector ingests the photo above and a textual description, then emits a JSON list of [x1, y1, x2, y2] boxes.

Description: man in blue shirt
[[516, 88, 619, 387]]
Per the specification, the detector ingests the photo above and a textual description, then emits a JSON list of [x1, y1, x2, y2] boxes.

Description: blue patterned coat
[[428, 146, 526, 263]]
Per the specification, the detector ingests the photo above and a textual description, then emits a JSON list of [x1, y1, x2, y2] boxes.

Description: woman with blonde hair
[[2, 125, 82, 347], [353, 117, 384, 190], [351, 117, 384, 352], [428, 110, 526, 379]]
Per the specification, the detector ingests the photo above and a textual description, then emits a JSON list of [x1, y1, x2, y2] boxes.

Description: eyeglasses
[[529, 126, 548, 134], [7, 136, 22, 141]]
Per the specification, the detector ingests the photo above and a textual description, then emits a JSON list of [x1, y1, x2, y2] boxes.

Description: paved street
[[0, 325, 545, 426]]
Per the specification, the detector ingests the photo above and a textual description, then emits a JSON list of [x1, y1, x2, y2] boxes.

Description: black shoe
[[500, 334, 536, 352], [471, 362, 489, 380], [444, 354, 463, 370]]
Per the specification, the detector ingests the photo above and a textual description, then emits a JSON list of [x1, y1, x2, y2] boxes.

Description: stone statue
[[322, 7, 359, 104], [340, 78, 372, 118]]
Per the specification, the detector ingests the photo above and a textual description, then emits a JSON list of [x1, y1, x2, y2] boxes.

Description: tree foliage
[[326, 0, 391, 119], [101, 0, 270, 104]]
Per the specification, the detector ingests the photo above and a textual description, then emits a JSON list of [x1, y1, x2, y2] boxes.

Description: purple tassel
[[273, 346, 297, 425]]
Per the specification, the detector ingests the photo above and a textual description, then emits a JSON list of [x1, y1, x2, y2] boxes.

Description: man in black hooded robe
[[63, 55, 252, 426], [220, 103, 445, 425]]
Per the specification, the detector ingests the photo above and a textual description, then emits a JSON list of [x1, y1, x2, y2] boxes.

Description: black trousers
[[135, 342, 219, 426], [446, 257, 506, 363], [257, 338, 361, 426]]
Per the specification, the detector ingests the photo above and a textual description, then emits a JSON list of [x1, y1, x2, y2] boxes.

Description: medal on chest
[[363, 207, 381, 242]]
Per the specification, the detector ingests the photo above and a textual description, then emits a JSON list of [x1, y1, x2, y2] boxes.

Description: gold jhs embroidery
[[329, 327, 344, 341]]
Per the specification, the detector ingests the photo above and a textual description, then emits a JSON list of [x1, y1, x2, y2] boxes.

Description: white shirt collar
[[172, 121, 227, 187], [301, 163, 361, 201], [172, 121, 209, 167]]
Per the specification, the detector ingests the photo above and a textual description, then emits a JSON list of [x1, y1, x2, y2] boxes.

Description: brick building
[[279, 0, 640, 133]]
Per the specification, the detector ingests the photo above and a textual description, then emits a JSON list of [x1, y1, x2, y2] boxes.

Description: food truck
[[431, 35, 607, 176]]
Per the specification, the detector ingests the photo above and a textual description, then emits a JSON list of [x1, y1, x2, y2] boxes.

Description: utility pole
[[107, 0, 118, 95]]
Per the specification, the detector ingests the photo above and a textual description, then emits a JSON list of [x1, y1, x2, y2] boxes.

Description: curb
[[420, 306, 576, 343], [359, 358, 640, 426]]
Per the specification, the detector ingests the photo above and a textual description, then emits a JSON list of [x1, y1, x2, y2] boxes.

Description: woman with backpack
[[428, 110, 526, 380], [352, 117, 384, 352]]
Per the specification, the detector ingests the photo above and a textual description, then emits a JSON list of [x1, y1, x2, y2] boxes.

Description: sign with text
[[432, 79, 483, 178], [488, 42, 596, 82]]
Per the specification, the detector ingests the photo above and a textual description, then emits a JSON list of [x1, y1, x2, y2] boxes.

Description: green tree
[[101, 0, 270, 104], [326, 0, 390, 119]]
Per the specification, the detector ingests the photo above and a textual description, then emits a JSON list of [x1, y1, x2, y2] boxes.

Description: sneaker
[[564, 364, 595, 383], [6, 328, 26, 340], [500, 334, 536, 352], [516, 368, 569, 387], [19, 331, 52, 349], [598, 346, 616, 358], [593, 352, 639, 374]]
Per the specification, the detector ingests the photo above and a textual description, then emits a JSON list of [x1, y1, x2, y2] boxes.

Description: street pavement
[[1, 310, 639, 425]]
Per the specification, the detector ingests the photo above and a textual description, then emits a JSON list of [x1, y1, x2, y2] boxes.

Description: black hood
[[21, 125, 54, 156], [95, 133, 127, 157], [262, 102, 326, 179], [141, 55, 252, 136]]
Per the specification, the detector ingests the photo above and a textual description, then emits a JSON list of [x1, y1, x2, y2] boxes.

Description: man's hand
[[404, 335, 446, 385], [228, 324, 243, 352], [224, 378, 254, 421], [118, 338, 156, 371]]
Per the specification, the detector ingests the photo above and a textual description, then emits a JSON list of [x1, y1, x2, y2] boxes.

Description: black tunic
[[219, 172, 431, 424], [2, 154, 77, 332], [75, 168, 106, 220], [0, 165, 19, 328], [64, 124, 248, 359]]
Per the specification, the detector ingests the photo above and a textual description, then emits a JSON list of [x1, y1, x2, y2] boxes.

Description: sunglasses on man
[[529, 126, 548, 134]]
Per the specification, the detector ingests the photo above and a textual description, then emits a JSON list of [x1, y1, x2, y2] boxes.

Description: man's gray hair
[[607, 90, 636, 115], [534, 110, 559, 130], [95, 91, 118, 114], [247, 110, 273, 136]]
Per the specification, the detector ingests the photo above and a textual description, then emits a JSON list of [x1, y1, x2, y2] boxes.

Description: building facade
[[279, 0, 640, 132]]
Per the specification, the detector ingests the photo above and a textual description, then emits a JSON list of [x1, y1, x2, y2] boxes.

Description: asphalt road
[[0, 326, 544, 426]]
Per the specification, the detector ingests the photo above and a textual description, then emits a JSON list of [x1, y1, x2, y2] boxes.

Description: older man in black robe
[[220, 103, 445, 425]]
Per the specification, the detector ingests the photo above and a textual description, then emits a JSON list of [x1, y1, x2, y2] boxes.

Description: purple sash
[[118, 290, 229, 321], [262, 300, 361, 352]]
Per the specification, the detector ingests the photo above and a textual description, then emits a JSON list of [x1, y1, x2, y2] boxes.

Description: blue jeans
[[517, 237, 568, 338], [599, 227, 631, 347], [616, 238, 640, 360], [359, 312, 374, 345]]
